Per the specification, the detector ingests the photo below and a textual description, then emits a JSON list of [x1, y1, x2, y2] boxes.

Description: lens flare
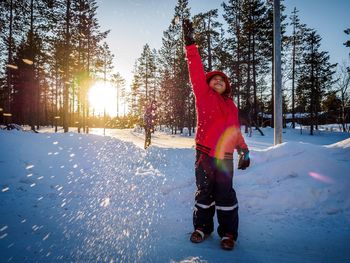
[[214, 126, 238, 159], [212, 126, 240, 172], [308, 172, 334, 184]]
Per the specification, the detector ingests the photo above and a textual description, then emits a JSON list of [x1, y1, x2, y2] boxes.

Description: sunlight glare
[[88, 81, 118, 117], [308, 172, 334, 184]]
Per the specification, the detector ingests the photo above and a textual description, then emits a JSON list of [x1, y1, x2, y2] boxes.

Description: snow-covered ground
[[0, 127, 349, 262]]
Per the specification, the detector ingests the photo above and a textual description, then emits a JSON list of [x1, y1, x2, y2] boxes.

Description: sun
[[88, 81, 118, 117]]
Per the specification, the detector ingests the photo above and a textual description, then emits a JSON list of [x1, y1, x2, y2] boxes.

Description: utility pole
[[273, 0, 282, 145]]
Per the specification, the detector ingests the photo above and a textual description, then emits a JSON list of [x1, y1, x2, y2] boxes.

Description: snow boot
[[190, 229, 209, 243], [220, 234, 235, 250]]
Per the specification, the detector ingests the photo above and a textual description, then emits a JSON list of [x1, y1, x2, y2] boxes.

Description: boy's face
[[209, 75, 226, 94]]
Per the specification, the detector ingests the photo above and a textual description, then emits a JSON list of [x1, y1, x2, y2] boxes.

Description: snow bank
[[240, 141, 350, 218], [328, 137, 350, 148]]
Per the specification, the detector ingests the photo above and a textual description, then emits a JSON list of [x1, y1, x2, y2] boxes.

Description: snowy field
[[0, 127, 350, 262]]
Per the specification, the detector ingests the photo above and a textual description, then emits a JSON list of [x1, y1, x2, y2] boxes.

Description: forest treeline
[[1, 0, 349, 134]]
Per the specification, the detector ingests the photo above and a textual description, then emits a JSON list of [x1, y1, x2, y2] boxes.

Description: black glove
[[182, 19, 195, 46], [237, 148, 250, 170]]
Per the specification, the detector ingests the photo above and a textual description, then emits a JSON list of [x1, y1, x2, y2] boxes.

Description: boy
[[183, 19, 250, 250]]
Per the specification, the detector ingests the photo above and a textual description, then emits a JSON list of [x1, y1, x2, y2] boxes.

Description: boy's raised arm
[[183, 19, 209, 97]]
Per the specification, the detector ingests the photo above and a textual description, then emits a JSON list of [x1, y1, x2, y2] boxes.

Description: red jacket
[[185, 44, 248, 159]]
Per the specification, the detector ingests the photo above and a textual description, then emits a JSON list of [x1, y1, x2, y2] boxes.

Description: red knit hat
[[206, 71, 231, 96]]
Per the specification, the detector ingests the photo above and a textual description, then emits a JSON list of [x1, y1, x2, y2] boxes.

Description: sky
[[95, 0, 350, 88]]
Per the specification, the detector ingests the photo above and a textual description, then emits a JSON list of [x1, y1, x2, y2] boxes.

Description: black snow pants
[[193, 150, 239, 240]]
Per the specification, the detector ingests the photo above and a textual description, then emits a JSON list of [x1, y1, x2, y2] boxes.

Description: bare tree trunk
[[271, 56, 274, 128], [29, 0, 35, 131], [291, 8, 297, 129], [36, 75, 40, 130], [63, 0, 71, 132], [236, 11, 241, 109], [310, 44, 315, 135], [6, 0, 14, 114], [246, 32, 252, 102], [206, 15, 212, 71], [252, 33, 257, 125], [55, 67, 58, 132]]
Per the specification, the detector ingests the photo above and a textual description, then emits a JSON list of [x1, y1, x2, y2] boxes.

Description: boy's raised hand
[[182, 19, 195, 46]]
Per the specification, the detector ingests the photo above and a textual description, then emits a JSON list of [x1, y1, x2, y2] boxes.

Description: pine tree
[[344, 28, 350, 55], [289, 7, 309, 128], [322, 91, 342, 123], [0, 0, 110, 129], [263, 0, 287, 127], [158, 20, 178, 132], [7, 0, 55, 129], [192, 9, 224, 71], [335, 63, 350, 132], [111, 72, 125, 117], [97, 42, 114, 82], [129, 62, 142, 117], [223, 0, 269, 129], [222, 0, 245, 108], [157, 0, 191, 134], [49, 0, 109, 132], [297, 29, 337, 135], [11, 31, 44, 125], [0, 0, 28, 118], [136, 44, 157, 102]]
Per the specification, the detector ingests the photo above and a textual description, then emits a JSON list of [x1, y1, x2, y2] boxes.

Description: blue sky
[[96, 0, 350, 87]]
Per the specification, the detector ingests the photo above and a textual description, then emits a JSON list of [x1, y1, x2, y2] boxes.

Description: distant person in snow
[[183, 18, 250, 250], [143, 100, 157, 149]]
